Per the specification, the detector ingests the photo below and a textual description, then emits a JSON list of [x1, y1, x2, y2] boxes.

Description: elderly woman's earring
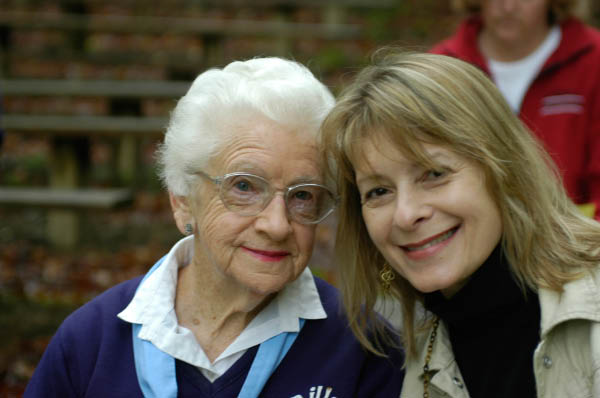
[[184, 223, 194, 235], [380, 263, 395, 294]]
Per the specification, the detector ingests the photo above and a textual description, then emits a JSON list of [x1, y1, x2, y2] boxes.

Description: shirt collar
[[539, 266, 600, 337], [118, 235, 326, 376]]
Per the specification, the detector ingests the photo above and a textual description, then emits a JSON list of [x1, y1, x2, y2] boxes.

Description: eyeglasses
[[196, 171, 338, 225]]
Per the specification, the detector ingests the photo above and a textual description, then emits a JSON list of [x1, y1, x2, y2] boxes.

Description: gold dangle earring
[[379, 263, 395, 294]]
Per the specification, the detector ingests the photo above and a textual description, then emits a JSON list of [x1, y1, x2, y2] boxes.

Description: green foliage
[[0, 153, 49, 186], [365, 8, 399, 42], [313, 47, 351, 73]]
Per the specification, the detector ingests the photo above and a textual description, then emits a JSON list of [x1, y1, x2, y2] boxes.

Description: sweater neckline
[[423, 245, 535, 333]]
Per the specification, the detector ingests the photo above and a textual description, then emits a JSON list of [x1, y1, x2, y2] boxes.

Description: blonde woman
[[320, 51, 600, 397]]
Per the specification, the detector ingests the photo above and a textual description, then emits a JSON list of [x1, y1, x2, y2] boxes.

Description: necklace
[[423, 317, 440, 398]]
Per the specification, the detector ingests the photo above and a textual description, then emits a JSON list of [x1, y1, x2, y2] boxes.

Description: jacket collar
[[419, 266, 600, 353], [542, 18, 595, 74], [538, 266, 600, 338], [446, 17, 488, 72], [415, 319, 454, 375], [412, 264, 600, 392], [409, 319, 469, 397]]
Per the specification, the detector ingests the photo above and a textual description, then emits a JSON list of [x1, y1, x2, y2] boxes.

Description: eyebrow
[[225, 163, 322, 185], [291, 176, 323, 185], [355, 174, 382, 186], [426, 150, 451, 162], [355, 150, 452, 185], [226, 162, 264, 175]]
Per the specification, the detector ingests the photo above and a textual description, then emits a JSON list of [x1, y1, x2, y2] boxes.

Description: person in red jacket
[[430, 0, 600, 220]]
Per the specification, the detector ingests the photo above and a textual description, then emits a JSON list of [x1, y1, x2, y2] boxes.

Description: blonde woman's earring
[[380, 263, 396, 294], [184, 223, 194, 235]]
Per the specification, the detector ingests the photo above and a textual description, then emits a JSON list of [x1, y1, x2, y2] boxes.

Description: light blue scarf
[[131, 258, 304, 397]]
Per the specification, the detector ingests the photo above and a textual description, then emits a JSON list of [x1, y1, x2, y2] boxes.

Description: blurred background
[[0, 0, 598, 396]]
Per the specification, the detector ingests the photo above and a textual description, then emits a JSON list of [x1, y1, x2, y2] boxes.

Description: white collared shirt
[[118, 235, 327, 382]]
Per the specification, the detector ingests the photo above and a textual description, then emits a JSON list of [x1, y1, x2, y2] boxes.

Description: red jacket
[[431, 17, 600, 220]]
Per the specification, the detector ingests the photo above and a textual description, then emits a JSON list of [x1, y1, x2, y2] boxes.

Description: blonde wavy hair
[[453, 0, 581, 24], [319, 50, 600, 357]]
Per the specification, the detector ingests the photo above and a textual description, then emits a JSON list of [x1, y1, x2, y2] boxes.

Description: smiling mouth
[[242, 247, 290, 259], [402, 227, 459, 252]]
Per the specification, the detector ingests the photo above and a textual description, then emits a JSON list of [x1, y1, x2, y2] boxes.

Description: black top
[[424, 245, 540, 398]]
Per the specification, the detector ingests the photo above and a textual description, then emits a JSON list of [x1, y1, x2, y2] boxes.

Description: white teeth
[[405, 229, 456, 252]]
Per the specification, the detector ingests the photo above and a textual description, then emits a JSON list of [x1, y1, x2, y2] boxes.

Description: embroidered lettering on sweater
[[290, 385, 336, 398]]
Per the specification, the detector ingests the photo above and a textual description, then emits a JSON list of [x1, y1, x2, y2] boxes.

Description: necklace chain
[[423, 317, 440, 398]]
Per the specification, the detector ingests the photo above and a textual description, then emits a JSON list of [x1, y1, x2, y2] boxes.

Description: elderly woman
[[320, 51, 600, 398], [430, 0, 600, 220], [25, 57, 404, 398]]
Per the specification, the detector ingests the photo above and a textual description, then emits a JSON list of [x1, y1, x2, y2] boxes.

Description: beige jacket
[[401, 267, 600, 398]]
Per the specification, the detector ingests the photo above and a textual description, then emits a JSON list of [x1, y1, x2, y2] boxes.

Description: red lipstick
[[242, 247, 290, 262]]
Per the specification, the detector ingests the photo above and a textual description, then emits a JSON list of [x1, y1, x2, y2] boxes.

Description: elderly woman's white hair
[[157, 57, 335, 196]]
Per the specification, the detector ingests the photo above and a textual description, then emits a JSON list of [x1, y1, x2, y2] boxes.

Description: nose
[[391, 191, 432, 231], [254, 193, 293, 241]]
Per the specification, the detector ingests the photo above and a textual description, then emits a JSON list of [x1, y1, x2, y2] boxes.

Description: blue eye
[[227, 176, 264, 195], [234, 180, 252, 191]]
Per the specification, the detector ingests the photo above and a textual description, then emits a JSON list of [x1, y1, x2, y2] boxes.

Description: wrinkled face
[[354, 138, 503, 297], [481, 0, 550, 45], [191, 118, 319, 297]]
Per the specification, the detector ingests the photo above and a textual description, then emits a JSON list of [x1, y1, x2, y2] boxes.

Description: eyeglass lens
[[219, 174, 334, 223]]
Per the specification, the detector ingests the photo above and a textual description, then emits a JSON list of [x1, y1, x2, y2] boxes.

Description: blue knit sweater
[[25, 275, 404, 397]]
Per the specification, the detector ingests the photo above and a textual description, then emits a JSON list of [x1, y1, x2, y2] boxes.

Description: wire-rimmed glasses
[[196, 171, 338, 225]]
